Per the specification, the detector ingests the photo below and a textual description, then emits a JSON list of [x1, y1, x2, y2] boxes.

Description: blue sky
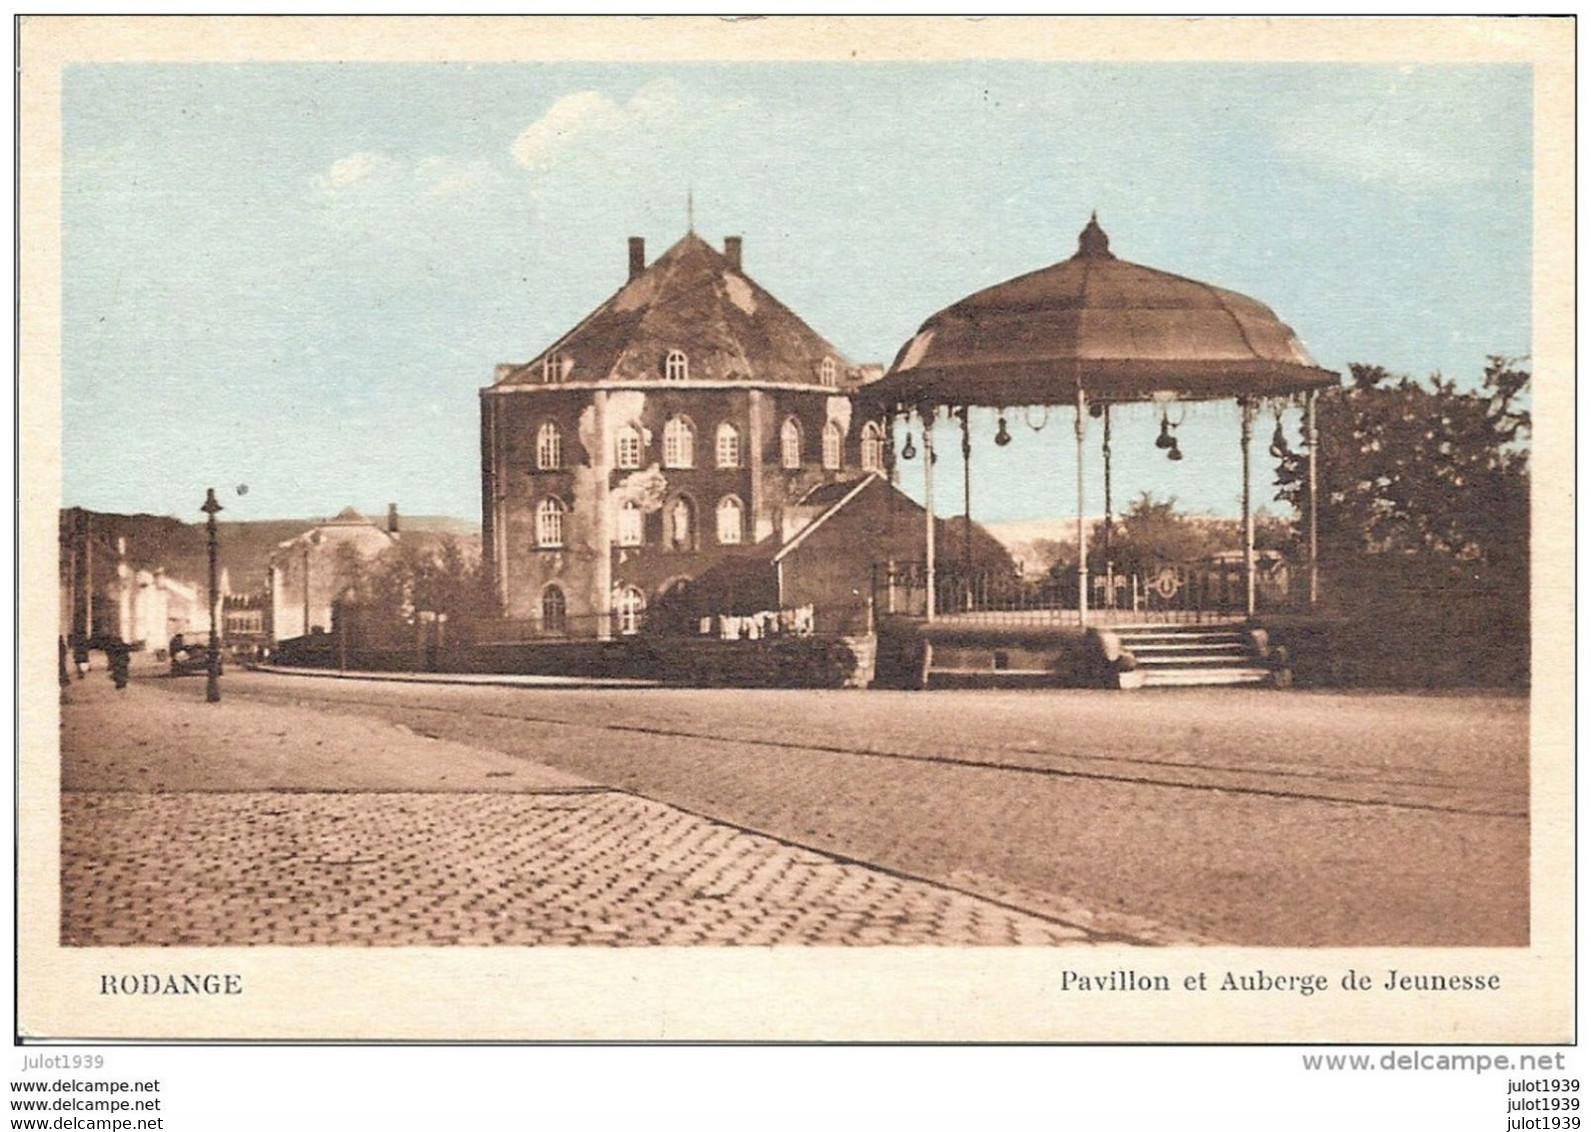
[[62, 61, 1531, 524]]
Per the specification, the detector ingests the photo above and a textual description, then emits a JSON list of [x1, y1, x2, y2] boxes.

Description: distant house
[[267, 507, 397, 641], [264, 504, 483, 644], [117, 567, 211, 648], [59, 508, 215, 648], [59, 504, 479, 651], [222, 593, 270, 651]]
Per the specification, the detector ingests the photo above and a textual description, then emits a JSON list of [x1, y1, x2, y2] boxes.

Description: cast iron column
[[1240, 399, 1256, 618], [922, 408, 936, 622], [1075, 386, 1088, 628], [1307, 390, 1319, 608], [302, 541, 311, 636], [1101, 404, 1113, 607], [201, 488, 222, 703], [959, 406, 972, 601]]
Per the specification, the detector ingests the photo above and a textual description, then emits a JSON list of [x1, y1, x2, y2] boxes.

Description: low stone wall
[[646, 637, 860, 688], [872, 616, 1111, 689], [270, 634, 645, 679], [269, 633, 864, 689]]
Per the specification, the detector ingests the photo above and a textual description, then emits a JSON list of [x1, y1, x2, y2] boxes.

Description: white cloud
[[313, 151, 493, 203], [510, 79, 682, 173], [318, 150, 388, 191]]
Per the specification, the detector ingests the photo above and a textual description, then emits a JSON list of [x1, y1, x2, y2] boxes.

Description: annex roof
[[772, 476, 880, 562]]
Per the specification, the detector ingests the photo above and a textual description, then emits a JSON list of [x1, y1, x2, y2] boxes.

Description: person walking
[[105, 638, 130, 691]]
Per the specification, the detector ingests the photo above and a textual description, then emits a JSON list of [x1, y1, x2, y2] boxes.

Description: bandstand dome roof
[[867, 216, 1339, 409]]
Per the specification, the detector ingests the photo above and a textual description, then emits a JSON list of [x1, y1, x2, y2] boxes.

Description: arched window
[[536, 421, 562, 470], [617, 499, 644, 547], [860, 420, 884, 472], [535, 497, 566, 548], [667, 496, 696, 551], [716, 495, 744, 545], [822, 420, 843, 470], [540, 585, 567, 633], [615, 424, 642, 470], [780, 417, 802, 469], [665, 349, 689, 381], [617, 586, 646, 635], [715, 422, 741, 468], [663, 416, 695, 469], [820, 357, 838, 387]]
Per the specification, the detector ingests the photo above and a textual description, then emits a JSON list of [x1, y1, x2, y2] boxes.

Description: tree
[[1085, 492, 1223, 576], [1272, 356, 1531, 686], [331, 541, 371, 606], [1275, 356, 1530, 570], [337, 536, 485, 650], [1252, 508, 1294, 554]]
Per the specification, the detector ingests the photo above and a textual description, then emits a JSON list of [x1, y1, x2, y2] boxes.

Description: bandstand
[[864, 217, 1341, 687]]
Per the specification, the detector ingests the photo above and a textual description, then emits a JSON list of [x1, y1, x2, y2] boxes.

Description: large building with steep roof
[[480, 230, 901, 638]]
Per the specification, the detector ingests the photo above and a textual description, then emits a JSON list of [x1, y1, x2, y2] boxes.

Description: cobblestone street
[[59, 674, 1096, 946], [58, 665, 1529, 947], [63, 790, 1085, 946]]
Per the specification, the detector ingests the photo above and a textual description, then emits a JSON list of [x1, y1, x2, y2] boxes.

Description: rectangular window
[[822, 422, 843, 470], [618, 503, 644, 547], [616, 429, 641, 469], [716, 425, 740, 468]]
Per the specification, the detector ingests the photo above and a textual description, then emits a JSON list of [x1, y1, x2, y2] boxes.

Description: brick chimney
[[387, 503, 399, 534], [724, 235, 742, 272], [628, 236, 646, 281]]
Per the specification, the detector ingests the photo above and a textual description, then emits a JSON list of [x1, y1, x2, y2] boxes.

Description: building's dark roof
[[495, 233, 863, 389], [868, 216, 1338, 409]]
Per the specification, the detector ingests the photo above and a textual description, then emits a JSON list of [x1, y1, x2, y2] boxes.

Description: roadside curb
[[251, 664, 660, 690]]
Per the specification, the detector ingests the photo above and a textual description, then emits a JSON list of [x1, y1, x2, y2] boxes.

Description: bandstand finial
[[1077, 212, 1113, 259]]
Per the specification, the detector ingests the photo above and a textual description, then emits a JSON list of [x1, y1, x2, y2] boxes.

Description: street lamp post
[[201, 487, 223, 703]]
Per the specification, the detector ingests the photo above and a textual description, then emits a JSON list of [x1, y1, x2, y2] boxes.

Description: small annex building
[[480, 229, 991, 640], [678, 473, 1012, 636]]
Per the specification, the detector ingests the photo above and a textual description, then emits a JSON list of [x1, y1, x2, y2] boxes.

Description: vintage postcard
[[17, 15, 1573, 1043]]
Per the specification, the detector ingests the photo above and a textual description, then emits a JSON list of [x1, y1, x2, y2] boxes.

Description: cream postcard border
[[17, 15, 1574, 1042]]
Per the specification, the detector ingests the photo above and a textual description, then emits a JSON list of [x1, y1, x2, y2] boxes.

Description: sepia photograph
[[16, 16, 1573, 1055]]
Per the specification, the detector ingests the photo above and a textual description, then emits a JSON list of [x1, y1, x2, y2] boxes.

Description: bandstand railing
[[872, 558, 1299, 627]]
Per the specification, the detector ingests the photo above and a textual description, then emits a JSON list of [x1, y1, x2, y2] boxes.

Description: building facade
[[59, 508, 215, 649], [481, 232, 893, 638], [267, 507, 397, 641]]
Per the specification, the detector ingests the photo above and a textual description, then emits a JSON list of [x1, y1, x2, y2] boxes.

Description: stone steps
[[1136, 666, 1274, 687], [908, 622, 1283, 690], [1115, 625, 1279, 689]]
